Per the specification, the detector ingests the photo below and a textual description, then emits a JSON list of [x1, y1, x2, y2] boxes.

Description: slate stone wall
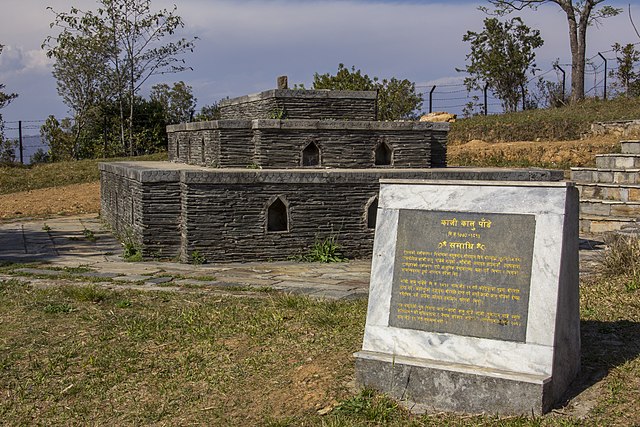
[[100, 162, 564, 263], [219, 89, 377, 121], [100, 163, 186, 258], [431, 130, 448, 168], [179, 169, 432, 262], [167, 120, 448, 169]]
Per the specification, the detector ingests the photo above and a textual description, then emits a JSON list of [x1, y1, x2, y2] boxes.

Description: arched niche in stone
[[266, 196, 289, 232], [302, 141, 321, 167], [200, 136, 206, 165], [366, 196, 379, 230], [374, 141, 392, 166]]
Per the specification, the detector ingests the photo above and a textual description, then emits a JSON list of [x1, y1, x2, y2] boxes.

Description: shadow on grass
[[561, 318, 640, 405]]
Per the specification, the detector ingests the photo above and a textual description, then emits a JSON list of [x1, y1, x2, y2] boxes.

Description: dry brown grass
[[448, 135, 620, 169], [0, 182, 100, 220]]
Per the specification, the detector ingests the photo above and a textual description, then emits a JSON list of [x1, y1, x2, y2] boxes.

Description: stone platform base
[[354, 351, 554, 415], [99, 162, 564, 263]]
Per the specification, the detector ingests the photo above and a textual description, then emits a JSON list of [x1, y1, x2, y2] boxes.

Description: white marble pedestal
[[354, 180, 580, 415]]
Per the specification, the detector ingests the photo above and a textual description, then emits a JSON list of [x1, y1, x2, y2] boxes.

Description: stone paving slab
[[0, 215, 373, 300], [112, 275, 154, 283], [0, 215, 607, 300]]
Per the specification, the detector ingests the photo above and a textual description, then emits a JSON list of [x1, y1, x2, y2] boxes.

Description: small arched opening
[[302, 142, 321, 167], [366, 196, 379, 230], [374, 142, 392, 166], [267, 197, 289, 232], [200, 137, 206, 165]]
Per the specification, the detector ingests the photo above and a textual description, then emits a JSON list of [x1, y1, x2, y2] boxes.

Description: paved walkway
[[0, 215, 371, 299], [0, 215, 606, 299]]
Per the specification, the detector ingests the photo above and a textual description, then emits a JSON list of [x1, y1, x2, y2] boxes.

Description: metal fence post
[[18, 120, 23, 164], [429, 85, 436, 113], [598, 52, 607, 100], [483, 83, 489, 115]]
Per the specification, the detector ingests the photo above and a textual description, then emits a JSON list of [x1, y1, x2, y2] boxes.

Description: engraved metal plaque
[[389, 210, 535, 342]]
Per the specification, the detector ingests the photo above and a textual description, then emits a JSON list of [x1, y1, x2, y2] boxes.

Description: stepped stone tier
[[100, 162, 563, 262], [101, 81, 565, 262], [166, 119, 448, 169], [572, 140, 640, 234], [218, 89, 378, 121]]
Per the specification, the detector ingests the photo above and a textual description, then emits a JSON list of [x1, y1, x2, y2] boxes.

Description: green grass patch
[[1, 263, 639, 425], [450, 96, 640, 143], [0, 152, 167, 195], [296, 236, 348, 263], [451, 152, 573, 170]]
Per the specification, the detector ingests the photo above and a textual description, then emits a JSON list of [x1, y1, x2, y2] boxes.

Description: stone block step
[[621, 140, 640, 155], [595, 154, 640, 169], [579, 215, 637, 234], [576, 183, 640, 203], [571, 167, 640, 185], [580, 199, 640, 218]]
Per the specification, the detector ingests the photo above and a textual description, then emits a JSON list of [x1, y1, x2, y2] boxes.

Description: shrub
[[600, 234, 640, 280]]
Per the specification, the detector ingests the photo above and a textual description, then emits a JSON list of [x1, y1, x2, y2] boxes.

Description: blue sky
[[0, 0, 636, 134]]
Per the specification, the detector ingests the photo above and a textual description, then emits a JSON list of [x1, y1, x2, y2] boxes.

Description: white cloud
[[0, 0, 637, 120], [0, 45, 53, 77]]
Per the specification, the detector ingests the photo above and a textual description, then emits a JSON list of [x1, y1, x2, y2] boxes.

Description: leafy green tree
[[30, 149, 51, 164], [610, 43, 640, 97], [129, 96, 167, 154], [461, 17, 544, 113], [194, 103, 222, 121], [41, 95, 168, 161], [40, 115, 75, 162], [47, 28, 113, 159], [44, 0, 197, 156], [483, 1, 621, 102], [313, 65, 376, 91], [0, 138, 17, 164], [150, 81, 197, 124], [311, 64, 422, 121]]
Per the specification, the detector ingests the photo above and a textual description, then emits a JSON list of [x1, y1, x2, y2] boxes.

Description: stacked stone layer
[[218, 89, 378, 121], [571, 140, 640, 233], [167, 119, 449, 169], [100, 162, 563, 262]]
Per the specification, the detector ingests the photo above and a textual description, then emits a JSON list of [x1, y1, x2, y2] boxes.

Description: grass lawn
[[0, 152, 167, 195], [0, 262, 639, 426], [449, 96, 640, 143]]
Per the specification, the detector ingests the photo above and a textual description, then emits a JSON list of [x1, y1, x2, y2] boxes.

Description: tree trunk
[[129, 78, 134, 156], [561, 1, 586, 102], [569, 35, 586, 102], [109, 7, 127, 154]]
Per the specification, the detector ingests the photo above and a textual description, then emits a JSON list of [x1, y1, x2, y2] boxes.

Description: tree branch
[[631, 3, 640, 40]]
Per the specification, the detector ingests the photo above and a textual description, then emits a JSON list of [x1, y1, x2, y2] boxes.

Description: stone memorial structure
[[355, 180, 580, 415], [100, 79, 564, 263]]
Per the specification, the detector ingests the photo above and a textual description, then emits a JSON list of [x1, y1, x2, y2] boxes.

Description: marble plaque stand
[[354, 180, 580, 415]]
